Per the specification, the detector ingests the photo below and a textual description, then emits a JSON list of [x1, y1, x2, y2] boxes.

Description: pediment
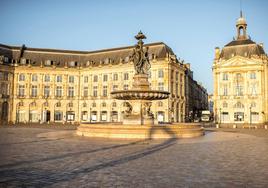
[[219, 56, 260, 67]]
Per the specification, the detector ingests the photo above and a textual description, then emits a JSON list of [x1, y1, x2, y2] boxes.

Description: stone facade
[[0, 42, 207, 124], [212, 13, 268, 127]]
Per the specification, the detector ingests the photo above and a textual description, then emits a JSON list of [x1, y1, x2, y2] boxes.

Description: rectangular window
[[93, 75, 98, 82], [223, 73, 228, 81], [171, 70, 174, 80], [103, 86, 108, 96], [221, 112, 229, 122], [235, 84, 243, 96], [176, 83, 179, 96], [158, 69, 164, 78], [18, 85, 25, 96], [56, 75, 62, 82], [83, 86, 88, 97], [69, 76, 74, 83], [223, 85, 228, 96], [93, 86, 98, 97], [19, 74, 25, 81], [113, 85, 118, 91], [123, 84, 128, 90], [176, 72, 179, 81], [158, 82, 164, 91], [250, 83, 257, 96], [84, 76, 88, 83], [103, 74, 108, 82], [56, 86, 62, 97], [31, 85, 37, 97], [44, 86, 50, 97], [44, 75, 50, 82], [124, 73, 129, 80], [250, 72, 256, 79], [68, 86, 74, 97], [32, 74, 38, 82], [113, 74, 118, 81], [54, 111, 63, 121]]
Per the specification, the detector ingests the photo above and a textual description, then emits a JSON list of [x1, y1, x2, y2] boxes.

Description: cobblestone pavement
[[0, 126, 268, 188]]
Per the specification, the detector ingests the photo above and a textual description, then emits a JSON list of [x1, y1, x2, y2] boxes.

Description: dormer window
[[4, 57, 9, 63], [68, 61, 77, 67], [45, 60, 53, 66]]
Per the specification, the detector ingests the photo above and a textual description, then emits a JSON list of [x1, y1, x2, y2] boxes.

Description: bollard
[[265, 125, 268, 130], [233, 124, 236, 129], [216, 124, 219, 128]]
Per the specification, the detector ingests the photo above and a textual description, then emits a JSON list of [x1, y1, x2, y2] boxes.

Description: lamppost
[[249, 105, 252, 129], [89, 107, 92, 123], [219, 108, 222, 127]]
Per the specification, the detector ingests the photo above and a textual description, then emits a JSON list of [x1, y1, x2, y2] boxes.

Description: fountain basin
[[111, 90, 170, 100], [77, 123, 204, 139]]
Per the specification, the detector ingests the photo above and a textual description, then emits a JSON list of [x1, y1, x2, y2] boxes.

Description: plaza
[[0, 125, 267, 187]]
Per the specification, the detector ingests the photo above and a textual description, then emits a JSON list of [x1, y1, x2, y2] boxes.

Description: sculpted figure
[[131, 31, 151, 74]]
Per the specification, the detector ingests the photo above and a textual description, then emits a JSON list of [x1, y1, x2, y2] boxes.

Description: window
[[44, 75, 50, 82], [234, 102, 244, 108], [176, 83, 179, 96], [102, 102, 106, 107], [250, 83, 257, 95], [93, 86, 98, 97], [68, 86, 74, 97], [103, 86, 107, 97], [235, 84, 243, 96], [32, 74, 38, 82], [250, 72, 256, 79], [158, 82, 164, 91], [112, 102, 117, 107], [92, 102, 96, 107], [56, 86, 62, 97], [56, 102, 61, 107], [171, 70, 174, 80], [68, 61, 77, 67], [234, 112, 244, 121], [222, 73, 228, 81], [83, 87, 88, 97], [18, 85, 25, 96], [93, 75, 98, 82], [223, 85, 228, 96], [83, 102, 87, 108], [19, 74, 25, 81], [235, 73, 242, 81], [113, 85, 118, 91], [223, 102, 228, 108], [69, 76, 74, 83], [221, 112, 229, 122], [158, 101, 163, 107], [176, 72, 179, 81], [124, 73, 129, 80], [113, 73, 118, 81], [45, 60, 53, 66], [68, 103, 73, 107], [3, 72, 8, 81], [251, 102, 256, 108], [123, 84, 128, 90], [158, 69, 164, 78], [84, 76, 88, 83], [56, 75, 62, 83], [44, 86, 50, 97], [103, 74, 108, 82], [54, 111, 63, 121], [31, 85, 37, 97]]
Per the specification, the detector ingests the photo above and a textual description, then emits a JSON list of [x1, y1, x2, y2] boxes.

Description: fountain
[[77, 32, 204, 139]]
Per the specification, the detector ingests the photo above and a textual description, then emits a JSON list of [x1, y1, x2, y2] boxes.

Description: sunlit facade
[[0, 42, 207, 124], [213, 13, 268, 127]]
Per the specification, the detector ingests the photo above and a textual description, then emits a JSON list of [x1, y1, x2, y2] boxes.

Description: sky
[[0, 0, 267, 94]]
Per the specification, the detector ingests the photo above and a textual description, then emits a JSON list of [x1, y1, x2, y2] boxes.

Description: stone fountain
[[111, 31, 169, 126], [77, 32, 204, 139]]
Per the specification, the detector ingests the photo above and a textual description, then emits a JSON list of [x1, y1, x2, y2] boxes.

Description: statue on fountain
[[132, 31, 151, 75]]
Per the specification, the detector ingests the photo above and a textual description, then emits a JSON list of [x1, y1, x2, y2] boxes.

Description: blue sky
[[0, 0, 267, 93]]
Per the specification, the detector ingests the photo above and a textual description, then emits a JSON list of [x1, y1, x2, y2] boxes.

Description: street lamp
[[249, 105, 252, 129], [219, 108, 222, 126]]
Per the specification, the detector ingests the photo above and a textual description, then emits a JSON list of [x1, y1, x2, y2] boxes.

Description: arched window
[[234, 102, 244, 108]]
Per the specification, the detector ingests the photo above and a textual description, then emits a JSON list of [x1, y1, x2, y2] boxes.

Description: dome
[[220, 39, 266, 60], [236, 17, 247, 26]]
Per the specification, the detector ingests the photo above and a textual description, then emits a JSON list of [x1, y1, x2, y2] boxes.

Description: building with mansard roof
[[212, 12, 268, 128], [0, 41, 208, 124]]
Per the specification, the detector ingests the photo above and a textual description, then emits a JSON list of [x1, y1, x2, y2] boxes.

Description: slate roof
[[0, 42, 174, 67]]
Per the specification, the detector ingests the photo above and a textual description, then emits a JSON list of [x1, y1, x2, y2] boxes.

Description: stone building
[[212, 12, 268, 127], [0, 41, 207, 124]]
